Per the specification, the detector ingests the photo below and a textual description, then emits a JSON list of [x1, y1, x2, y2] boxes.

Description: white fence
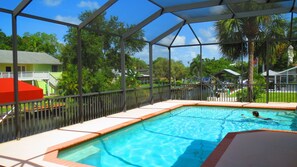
[[0, 71, 50, 80]]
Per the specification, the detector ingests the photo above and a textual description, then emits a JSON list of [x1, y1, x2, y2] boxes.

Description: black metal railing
[[1, 83, 296, 143], [0, 86, 170, 143], [170, 83, 297, 103]]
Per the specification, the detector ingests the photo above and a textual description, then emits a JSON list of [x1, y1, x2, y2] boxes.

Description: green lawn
[[256, 92, 297, 103], [230, 90, 297, 103]]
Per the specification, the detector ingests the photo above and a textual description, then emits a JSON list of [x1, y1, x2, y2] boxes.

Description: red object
[[0, 78, 43, 104]]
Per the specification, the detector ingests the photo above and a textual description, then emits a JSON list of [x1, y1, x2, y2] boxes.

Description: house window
[[17, 66, 25, 72], [52, 65, 58, 72], [5, 66, 11, 72]]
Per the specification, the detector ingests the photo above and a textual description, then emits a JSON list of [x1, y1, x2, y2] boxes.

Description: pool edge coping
[[43, 102, 297, 167]]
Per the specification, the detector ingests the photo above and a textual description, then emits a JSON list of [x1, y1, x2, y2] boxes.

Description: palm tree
[[190, 54, 202, 80], [216, 13, 287, 102]]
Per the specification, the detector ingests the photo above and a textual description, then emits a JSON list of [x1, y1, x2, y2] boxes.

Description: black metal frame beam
[[79, 0, 117, 30], [12, 0, 32, 140], [169, 26, 183, 47], [150, 21, 185, 44], [188, 24, 201, 45]]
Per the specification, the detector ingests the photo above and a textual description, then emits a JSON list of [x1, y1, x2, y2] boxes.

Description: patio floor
[[0, 100, 296, 167]]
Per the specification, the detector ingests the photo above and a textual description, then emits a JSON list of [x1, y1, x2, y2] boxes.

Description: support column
[[149, 43, 153, 104], [168, 47, 172, 99], [241, 42, 244, 102], [12, 14, 20, 139], [200, 45, 203, 100], [120, 38, 126, 112], [77, 29, 84, 122], [265, 41, 269, 103], [47, 80, 50, 96]]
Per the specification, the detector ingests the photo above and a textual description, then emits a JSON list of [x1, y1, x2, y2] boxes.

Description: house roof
[[261, 66, 297, 76], [278, 66, 297, 75], [0, 50, 61, 65], [261, 70, 279, 76]]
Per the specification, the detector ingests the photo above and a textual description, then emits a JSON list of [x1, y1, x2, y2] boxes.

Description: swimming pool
[[58, 106, 297, 167]]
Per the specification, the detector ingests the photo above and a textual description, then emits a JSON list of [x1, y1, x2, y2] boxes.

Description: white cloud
[[134, 40, 221, 66], [77, 1, 100, 10], [43, 0, 62, 6], [55, 15, 80, 24], [172, 35, 186, 45], [190, 38, 199, 44], [198, 27, 218, 43], [203, 45, 221, 59], [159, 35, 186, 46]]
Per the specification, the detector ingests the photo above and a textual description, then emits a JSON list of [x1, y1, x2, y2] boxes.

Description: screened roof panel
[[156, 29, 179, 46], [174, 5, 231, 20], [189, 21, 218, 44], [22, 0, 108, 25], [171, 25, 200, 47], [142, 13, 182, 42], [103, 0, 159, 26], [229, 0, 293, 14], [0, 0, 22, 10], [150, 0, 219, 8]]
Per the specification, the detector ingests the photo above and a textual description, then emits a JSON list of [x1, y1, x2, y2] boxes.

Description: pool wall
[[44, 101, 297, 167]]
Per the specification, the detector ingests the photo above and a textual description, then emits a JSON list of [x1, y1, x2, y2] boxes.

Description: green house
[[0, 50, 62, 95]]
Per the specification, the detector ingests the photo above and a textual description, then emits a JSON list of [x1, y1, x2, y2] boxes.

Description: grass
[[256, 92, 297, 103], [229, 90, 297, 103]]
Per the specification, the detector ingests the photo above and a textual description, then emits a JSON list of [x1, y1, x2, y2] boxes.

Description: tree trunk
[[247, 40, 254, 102]]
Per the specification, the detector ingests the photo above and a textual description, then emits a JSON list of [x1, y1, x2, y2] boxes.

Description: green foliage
[[58, 10, 146, 95], [19, 32, 62, 57], [153, 57, 187, 82], [153, 57, 169, 79], [0, 29, 62, 57], [190, 54, 235, 77], [57, 64, 120, 96], [216, 7, 287, 101], [236, 72, 265, 102], [0, 29, 12, 50]]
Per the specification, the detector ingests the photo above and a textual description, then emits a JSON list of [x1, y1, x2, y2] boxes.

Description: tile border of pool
[[43, 101, 297, 167]]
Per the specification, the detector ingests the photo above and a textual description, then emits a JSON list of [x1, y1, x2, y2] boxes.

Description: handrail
[[0, 71, 50, 80], [0, 106, 14, 123]]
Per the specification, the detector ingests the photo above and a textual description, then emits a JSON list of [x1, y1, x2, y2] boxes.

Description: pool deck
[[0, 100, 296, 167]]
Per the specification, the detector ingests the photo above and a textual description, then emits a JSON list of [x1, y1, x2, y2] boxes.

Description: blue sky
[[0, 0, 224, 66]]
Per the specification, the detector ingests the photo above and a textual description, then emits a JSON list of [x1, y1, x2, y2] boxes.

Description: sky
[[0, 0, 228, 66]]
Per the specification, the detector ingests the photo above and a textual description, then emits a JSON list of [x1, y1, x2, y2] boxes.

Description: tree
[[0, 29, 12, 50], [190, 54, 201, 78], [216, 7, 287, 101], [58, 10, 146, 95], [190, 54, 234, 78], [153, 57, 169, 81], [19, 32, 62, 57], [172, 60, 187, 81], [153, 57, 187, 83]]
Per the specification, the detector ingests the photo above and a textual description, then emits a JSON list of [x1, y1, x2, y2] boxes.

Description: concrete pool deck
[[0, 100, 296, 167]]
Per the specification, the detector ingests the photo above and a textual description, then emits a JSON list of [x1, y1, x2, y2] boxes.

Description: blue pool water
[[58, 106, 297, 167]]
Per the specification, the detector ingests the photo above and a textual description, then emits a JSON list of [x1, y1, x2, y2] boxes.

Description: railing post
[[12, 0, 32, 140], [168, 47, 172, 99], [149, 43, 154, 104], [265, 41, 269, 103], [200, 44, 203, 100], [12, 13, 20, 140], [120, 38, 126, 112], [77, 28, 84, 122]]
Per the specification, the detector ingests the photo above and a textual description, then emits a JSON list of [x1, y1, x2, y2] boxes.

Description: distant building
[[0, 50, 62, 95]]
